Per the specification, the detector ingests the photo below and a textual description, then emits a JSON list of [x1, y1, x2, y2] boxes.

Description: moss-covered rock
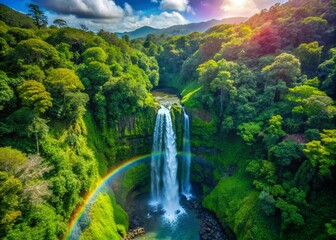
[[116, 163, 151, 206], [84, 105, 157, 175], [80, 189, 128, 240], [170, 103, 183, 150], [203, 176, 280, 240], [190, 114, 217, 148], [199, 135, 280, 240], [79, 105, 157, 239]]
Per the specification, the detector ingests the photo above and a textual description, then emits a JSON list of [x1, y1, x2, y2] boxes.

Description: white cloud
[[220, 0, 259, 17], [35, 0, 124, 19], [119, 11, 189, 31], [47, 10, 188, 32], [124, 2, 133, 16], [160, 0, 192, 12]]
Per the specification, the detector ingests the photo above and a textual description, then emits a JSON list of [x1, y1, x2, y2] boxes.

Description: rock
[[197, 199, 229, 240], [123, 227, 145, 240]]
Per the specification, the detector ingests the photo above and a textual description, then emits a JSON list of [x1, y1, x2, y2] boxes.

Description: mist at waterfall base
[[128, 192, 200, 240]]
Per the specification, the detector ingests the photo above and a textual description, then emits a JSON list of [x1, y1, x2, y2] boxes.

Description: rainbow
[[64, 153, 153, 240], [64, 152, 199, 239]]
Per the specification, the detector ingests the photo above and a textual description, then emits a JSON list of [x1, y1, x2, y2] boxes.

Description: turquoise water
[[128, 193, 200, 240]]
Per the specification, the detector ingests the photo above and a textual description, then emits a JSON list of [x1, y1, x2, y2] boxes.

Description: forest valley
[[0, 0, 335, 239]]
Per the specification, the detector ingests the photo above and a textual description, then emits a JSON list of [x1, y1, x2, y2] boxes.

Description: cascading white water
[[150, 111, 164, 207], [150, 105, 183, 222], [181, 108, 192, 199]]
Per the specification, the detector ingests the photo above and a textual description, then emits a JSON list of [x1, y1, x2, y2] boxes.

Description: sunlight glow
[[235, 0, 247, 5], [220, 0, 259, 17]]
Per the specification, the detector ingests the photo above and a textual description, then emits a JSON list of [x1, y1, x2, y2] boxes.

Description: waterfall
[[150, 105, 183, 221], [150, 110, 164, 206], [181, 108, 192, 199]]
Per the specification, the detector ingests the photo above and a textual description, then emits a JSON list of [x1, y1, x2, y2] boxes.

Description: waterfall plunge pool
[[117, 157, 230, 240]]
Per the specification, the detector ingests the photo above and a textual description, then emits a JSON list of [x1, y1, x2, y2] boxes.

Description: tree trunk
[[220, 88, 223, 116], [35, 131, 39, 155]]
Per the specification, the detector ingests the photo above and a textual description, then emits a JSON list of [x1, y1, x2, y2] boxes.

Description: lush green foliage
[[138, 0, 336, 239], [80, 189, 128, 240], [0, 7, 159, 239], [0, 0, 335, 239]]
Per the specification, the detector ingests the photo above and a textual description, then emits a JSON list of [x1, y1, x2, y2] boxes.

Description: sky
[[0, 0, 287, 32]]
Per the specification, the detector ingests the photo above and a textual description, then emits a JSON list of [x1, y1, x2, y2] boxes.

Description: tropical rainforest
[[0, 0, 335, 239]]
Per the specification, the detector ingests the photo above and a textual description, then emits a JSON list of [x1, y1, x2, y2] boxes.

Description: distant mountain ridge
[[116, 17, 247, 39]]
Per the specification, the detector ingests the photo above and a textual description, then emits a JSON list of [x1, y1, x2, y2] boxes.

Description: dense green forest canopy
[[0, 0, 335, 239]]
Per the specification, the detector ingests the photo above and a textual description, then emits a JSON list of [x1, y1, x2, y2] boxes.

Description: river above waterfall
[[152, 88, 180, 107]]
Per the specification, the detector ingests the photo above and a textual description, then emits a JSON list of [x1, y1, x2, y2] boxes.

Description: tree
[[27, 4, 48, 29], [0, 171, 22, 236], [0, 149, 52, 237], [0, 71, 14, 111], [296, 42, 323, 74], [287, 84, 325, 108], [259, 190, 276, 216], [27, 117, 49, 154], [304, 95, 335, 126], [0, 147, 27, 236], [45, 68, 88, 120], [269, 141, 303, 167], [82, 47, 107, 63], [210, 71, 237, 115], [237, 121, 262, 145], [7, 27, 36, 43], [122, 34, 130, 44], [102, 74, 147, 120], [326, 220, 336, 237], [246, 159, 277, 190], [78, 61, 112, 86], [300, 16, 328, 42], [53, 18, 67, 28], [0, 147, 27, 174], [304, 130, 336, 176], [19, 65, 46, 82], [80, 24, 89, 32], [249, 25, 281, 56], [18, 80, 52, 114], [63, 92, 89, 121], [287, 84, 335, 127], [14, 39, 60, 68], [197, 60, 218, 86], [0, 37, 9, 59], [263, 115, 286, 148], [319, 48, 336, 97], [262, 53, 301, 102], [275, 198, 304, 229], [45, 68, 84, 95], [19, 155, 52, 204], [262, 53, 301, 85]]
